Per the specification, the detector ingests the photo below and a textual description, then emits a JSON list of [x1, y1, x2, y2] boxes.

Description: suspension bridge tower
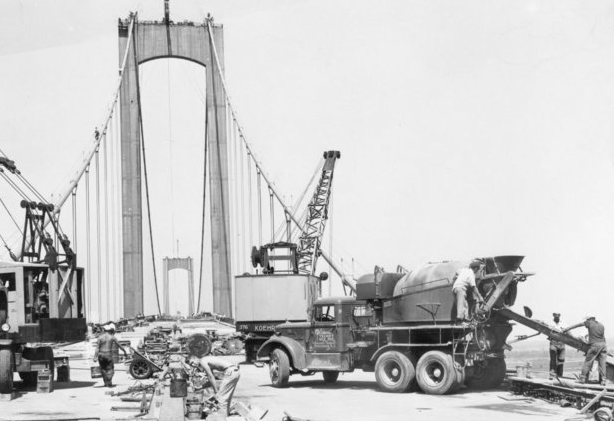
[[117, 6, 231, 318]]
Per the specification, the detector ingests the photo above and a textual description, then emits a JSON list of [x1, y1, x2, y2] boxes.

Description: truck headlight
[[1, 323, 10, 332]]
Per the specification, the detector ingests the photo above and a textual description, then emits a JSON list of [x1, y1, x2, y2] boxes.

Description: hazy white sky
[[1, 0, 614, 330]]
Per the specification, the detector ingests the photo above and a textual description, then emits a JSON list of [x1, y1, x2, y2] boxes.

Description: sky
[[1, 0, 614, 332]]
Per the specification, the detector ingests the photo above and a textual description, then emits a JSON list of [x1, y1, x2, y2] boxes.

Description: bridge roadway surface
[[0, 324, 579, 421]]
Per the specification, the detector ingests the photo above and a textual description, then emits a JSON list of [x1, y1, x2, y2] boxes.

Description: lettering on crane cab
[[314, 328, 336, 349]]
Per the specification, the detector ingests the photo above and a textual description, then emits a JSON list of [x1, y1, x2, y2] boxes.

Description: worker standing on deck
[[93, 324, 128, 387], [190, 355, 240, 415], [548, 312, 566, 379], [452, 260, 485, 322], [565, 316, 607, 385]]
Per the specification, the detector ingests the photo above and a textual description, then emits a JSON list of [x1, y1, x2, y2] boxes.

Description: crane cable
[[133, 20, 162, 316]]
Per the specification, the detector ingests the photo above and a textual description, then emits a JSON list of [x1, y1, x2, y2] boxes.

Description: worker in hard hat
[[189, 355, 240, 415], [93, 324, 128, 387], [548, 312, 566, 379], [564, 316, 607, 385], [452, 260, 485, 323]]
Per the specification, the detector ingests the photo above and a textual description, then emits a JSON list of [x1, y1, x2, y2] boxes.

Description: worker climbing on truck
[[452, 260, 485, 322]]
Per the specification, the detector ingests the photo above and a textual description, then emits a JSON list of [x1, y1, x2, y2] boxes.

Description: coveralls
[[580, 319, 607, 384], [549, 320, 565, 378]]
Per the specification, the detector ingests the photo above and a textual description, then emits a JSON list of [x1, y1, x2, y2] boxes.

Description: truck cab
[[257, 296, 374, 386]]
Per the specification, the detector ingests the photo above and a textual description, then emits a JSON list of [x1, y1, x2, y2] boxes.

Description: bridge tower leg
[[118, 15, 232, 319]]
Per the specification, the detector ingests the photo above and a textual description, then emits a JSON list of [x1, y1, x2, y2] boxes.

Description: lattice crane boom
[[296, 150, 340, 275]]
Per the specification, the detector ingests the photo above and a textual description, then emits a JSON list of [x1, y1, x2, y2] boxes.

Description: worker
[[452, 260, 485, 322], [189, 355, 240, 415], [548, 312, 566, 379], [565, 316, 607, 385], [93, 323, 128, 387]]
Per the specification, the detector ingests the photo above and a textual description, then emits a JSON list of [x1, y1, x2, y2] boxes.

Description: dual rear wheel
[[375, 350, 465, 395]]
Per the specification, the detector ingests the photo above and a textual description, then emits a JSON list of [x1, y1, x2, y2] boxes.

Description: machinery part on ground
[[0, 349, 13, 393], [374, 351, 415, 393], [322, 371, 339, 384], [415, 351, 458, 395], [186, 334, 212, 358], [19, 371, 38, 387], [129, 359, 154, 380], [594, 407, 613, 421], [466, 358, 506, 389], [269, 349, 290, 388]]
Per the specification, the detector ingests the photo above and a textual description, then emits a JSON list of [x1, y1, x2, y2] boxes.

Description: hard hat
[[107, 323, 116, 331], [103, 324, 112, 331]]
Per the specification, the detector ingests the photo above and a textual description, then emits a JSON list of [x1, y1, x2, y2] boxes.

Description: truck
[[257, 255, 530, 394]]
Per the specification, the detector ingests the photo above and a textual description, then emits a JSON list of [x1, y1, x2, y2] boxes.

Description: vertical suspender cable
[[85, 167, 91, 321], [95, 149, 102, 322], [247, 155, 253, 250], [71, 188, 77, 253], [109, 111, 117, 319], [197, 101, 209, 313], [103, 130, 110, 320], [115, 102, 123, 317], [233, 122, 240, 273], [133, 23, 162, 315], [239, 139, 245, 272], [257, 169, 262, 246], [269, 187, 274, 243]]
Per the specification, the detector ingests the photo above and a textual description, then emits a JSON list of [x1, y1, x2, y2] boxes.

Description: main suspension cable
[[197, 99, 209, 314]]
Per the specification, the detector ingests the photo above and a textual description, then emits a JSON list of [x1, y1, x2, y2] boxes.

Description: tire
[[322, 371, 339, 384], [129, 359, 153, 379], [187, 334, 212, 357], [19, 372, 38, 387], [0, 349, 13, 394], [269, 349, 290, 388], [416, 351, 457, 395], [466, 358, 506, 390], [374, 351, 415, 393]]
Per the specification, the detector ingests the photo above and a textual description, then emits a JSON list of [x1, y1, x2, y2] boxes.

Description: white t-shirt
[[453, 267, 476, 291]]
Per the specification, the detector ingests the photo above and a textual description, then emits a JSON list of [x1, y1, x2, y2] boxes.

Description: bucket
[[90, 365, 102, 379], [516, 365, 528, 378], [170, 378, 188, 398], [36, 369, 53, 393]]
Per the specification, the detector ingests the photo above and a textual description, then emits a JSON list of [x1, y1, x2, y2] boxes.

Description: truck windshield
[[313, 305, 335, 322]]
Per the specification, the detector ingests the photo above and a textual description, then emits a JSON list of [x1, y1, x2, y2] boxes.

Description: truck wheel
[[129, 360, 153, 379], [416, 351, 456, 395], [269, 349, 290, 388], [375, 351, 415, 393], [323, 371, 339, 384], [0, 349, 14, 394]]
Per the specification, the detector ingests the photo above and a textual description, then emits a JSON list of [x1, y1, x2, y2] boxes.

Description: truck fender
[[257, 336, 307, 370], [369, 345, 413, 364]]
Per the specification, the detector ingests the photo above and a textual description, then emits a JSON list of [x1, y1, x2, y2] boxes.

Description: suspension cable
[[133, 23, 162, 315], [197, 98, 209, 314], [71, 187, 77, 253], [0, 194, 23, 233]]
